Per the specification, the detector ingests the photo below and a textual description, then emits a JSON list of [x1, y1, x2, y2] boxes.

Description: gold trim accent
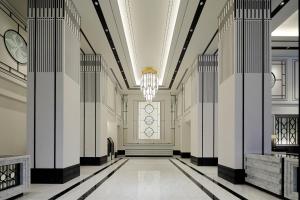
[[141, 66, 158, 74]]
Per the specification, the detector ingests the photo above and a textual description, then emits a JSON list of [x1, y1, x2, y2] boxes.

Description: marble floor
[[18, 157, 280, 200]]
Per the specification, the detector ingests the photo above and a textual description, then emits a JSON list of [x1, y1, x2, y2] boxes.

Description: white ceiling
[[117, 0, 180, 85], [272, 10, 299, 36]]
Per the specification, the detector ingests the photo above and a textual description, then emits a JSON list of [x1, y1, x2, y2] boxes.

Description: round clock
[[4, 30, 28, 64], [271, 72, 276, 88]]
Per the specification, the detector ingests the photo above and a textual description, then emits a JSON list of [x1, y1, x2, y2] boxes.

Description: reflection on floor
[[19, 157, 280, 200]]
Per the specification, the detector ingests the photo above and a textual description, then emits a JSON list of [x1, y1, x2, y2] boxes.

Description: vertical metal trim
[[242, 0, 245, 169], [83, 53, 86, 157], [201, 59, 204, 158], [212, 56, 215, 158], [94, 54, 97, 157], [54, 0, 57, 168], [33, 0, 37, 168], [261, 0, 265, 155]]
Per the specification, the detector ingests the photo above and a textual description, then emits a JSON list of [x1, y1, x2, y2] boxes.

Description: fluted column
[[218, 0, 272, 184], [191, 55, 218, 166], [27, 0, 81, 183]]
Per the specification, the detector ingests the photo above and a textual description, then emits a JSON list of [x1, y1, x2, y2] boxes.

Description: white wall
[[271, 55, 299, 115], [0, 2, 27, 156]]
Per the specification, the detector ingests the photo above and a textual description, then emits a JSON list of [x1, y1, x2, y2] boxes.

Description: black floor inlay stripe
[[77, 159, 129, 200], [169, 159, 219, 200], [175, 158, 248, 200], [48, 158, 123, 200]]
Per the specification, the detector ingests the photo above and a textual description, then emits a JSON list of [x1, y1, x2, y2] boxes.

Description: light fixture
[[140, 67, 159, 101]]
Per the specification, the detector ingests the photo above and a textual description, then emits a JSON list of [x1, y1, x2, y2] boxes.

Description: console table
[[0, 155, 30, 199]]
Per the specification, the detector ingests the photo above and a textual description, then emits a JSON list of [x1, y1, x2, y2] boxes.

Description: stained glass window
[[139, 102, 160, 139]]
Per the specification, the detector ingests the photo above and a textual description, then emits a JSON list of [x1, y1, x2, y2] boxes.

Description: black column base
[[31, 164, 80, 184], [191, 156, 218, 166], [80, 156, 107, 166], [218, 164, 245, 184], [117, 150, 125, 155], [180, 152, 191, 158], [173, 150, 181, 155]]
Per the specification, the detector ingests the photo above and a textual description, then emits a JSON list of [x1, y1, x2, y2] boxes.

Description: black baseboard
[[125, 155, 172, 157], [7, 193, 23, 200], [117, 150, 125, 155], [173, 150, 181, 155], [180, 152, 191, 158], [80, 156, 107, 166], [218, 164, 245, 184], [191, 156, 218, 166], [31, 164, 80, 184]]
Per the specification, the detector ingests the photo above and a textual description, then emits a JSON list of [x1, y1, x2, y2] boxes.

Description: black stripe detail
[[77, 159, 129, 200], [80, 29, 96, 54], [92, 0, 129, 89], [82, 51, 86, 157], [261, 0, 265, 155], [94, 54, 97, 157], [7, 193, 23, 200], [272, 46, 299, 50], [169, 159, 219, 200], [201, 64, 204, 157], [33, 0, 37, 168], [202, 29, 218, 55], [169, 0, 206, 89], [110, 68, 123, 90], [54, 0, 57, 169], [176, 158, 247, 200], [242, 0, 245, 170], [49, 158, 123, 200], [271, 0, 290, 18]]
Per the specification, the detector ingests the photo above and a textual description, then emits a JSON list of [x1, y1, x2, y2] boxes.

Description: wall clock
[[271, 72, 276, 88], [4, 30, 28, 64]]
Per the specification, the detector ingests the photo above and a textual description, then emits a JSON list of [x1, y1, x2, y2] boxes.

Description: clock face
[[271, 72, 276, 88], [4, 30, 28, 64]]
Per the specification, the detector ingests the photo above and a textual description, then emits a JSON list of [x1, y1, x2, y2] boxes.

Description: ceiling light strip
[[169, 0, 206, 89], [92, 0, 130, 89]]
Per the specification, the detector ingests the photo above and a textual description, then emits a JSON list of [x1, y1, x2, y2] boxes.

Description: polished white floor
[[19, 157, 280, 200]]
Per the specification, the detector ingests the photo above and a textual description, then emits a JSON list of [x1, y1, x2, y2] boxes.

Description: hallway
[[19, 158, 280, 200]]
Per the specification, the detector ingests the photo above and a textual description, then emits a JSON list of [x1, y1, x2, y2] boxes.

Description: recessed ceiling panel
[[117, 0, 180, 85]]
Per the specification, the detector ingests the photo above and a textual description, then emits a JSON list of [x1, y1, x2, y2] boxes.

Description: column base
[[173, 150, 181, 155], [80, 156, 107, 166], [31, 164, 80, 184], [191, 156, 218, 166], [180, 152, 191, 158], [117, 150, 125, 155], [218, 164, 245, 184]]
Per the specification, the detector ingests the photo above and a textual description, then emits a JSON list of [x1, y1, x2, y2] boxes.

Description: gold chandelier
[[140, 66, 159, 101]]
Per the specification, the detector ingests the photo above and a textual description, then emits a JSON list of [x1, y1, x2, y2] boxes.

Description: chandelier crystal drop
[[140, 67, 159, 101]]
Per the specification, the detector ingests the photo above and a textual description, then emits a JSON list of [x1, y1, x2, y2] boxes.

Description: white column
[[191, 55, 218, 166], [27, 0, 81, 183], [80, 54, 107, 165], [218, 0, 272, 184]]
